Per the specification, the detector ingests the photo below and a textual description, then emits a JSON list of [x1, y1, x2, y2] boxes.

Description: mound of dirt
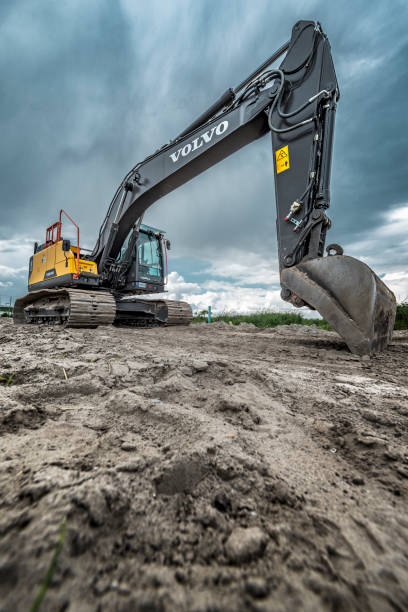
[[0, 318, 407, 611]]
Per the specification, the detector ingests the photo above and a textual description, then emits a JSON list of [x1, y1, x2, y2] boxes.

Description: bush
[[395, 302, 408, 330]]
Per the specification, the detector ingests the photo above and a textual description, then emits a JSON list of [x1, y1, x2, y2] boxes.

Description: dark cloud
[[1, 0, 407, 302], [0, 0, 136, 238]]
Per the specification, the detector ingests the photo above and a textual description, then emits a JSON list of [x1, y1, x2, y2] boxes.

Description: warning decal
[[275, 145, 290, 174]]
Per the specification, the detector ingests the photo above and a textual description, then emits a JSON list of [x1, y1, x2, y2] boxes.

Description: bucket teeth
[[281, 255, 396, 355]]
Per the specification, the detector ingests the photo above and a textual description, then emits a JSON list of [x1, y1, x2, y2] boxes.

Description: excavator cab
[[116, 224, 168, 294]]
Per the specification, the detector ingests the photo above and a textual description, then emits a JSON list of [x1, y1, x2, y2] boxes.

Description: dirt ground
[[0, 318, 407, 612]]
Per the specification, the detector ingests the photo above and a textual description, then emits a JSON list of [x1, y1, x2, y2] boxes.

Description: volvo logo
[[169, 120, 229, 163]]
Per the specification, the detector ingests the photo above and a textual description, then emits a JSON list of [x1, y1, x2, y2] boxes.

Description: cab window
[[137, 234, 162, 279]]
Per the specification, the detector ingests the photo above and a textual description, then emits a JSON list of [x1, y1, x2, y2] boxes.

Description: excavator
[[14, 20, 396, 356]]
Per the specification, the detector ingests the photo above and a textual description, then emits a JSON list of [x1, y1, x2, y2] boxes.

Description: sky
[[1, 0, 407, 314]]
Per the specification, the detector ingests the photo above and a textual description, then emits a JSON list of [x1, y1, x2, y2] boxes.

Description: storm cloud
[[1, 0, 407, 309]]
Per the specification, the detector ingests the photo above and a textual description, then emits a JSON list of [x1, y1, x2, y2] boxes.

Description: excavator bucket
[[281, 255, 397, 356]]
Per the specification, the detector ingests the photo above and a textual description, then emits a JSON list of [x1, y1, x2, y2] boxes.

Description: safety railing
[[45, 209, 80, 280]]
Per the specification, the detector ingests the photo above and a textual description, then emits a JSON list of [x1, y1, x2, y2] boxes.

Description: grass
[[193, 302, 408, 331], [0, 373, 18, 386], [192, 311, 332, 330], [30, 520, 66, 612]]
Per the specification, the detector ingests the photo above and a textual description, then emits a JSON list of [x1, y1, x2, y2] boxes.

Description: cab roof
[[139, 223, 166, 235]]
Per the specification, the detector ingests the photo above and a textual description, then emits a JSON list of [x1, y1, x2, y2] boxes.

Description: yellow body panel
[[29, 240, 98, 287]]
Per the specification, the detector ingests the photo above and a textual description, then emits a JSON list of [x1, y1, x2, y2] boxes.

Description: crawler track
[[13, 289, 116, 328], [138, 299, 193, 326], [13, 290, 192, 328]]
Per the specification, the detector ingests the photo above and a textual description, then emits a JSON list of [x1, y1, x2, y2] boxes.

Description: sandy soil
[[0, 318, 407, 612]]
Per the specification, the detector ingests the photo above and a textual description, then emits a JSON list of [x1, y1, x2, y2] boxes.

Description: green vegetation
[[0, 373, 18, 386], [192, 310, 332, 330], [193, 302, 408, 330], [395, 302, 408, 330], [0, 305, 12, 316], [30, 520, 66, 612]]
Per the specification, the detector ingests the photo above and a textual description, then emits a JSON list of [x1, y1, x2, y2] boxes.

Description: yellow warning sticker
[[275, 145, 290, 174]]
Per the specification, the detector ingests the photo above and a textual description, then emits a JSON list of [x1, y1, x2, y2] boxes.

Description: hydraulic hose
[[268, 70, 320, 134], [277, 89, 331, 119]]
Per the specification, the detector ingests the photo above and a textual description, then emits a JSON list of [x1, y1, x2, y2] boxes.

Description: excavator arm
[[91, 20, 396, 355]]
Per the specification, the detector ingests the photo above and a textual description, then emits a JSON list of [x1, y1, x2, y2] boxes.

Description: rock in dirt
[[191, 360, 208, 372], [121, 442, 138, 452], [179, 366, 193, 376], [351, 477, 365, 486], [197, 504, 221, 528], [212, 490, 232, 514], [225, 527, 268, 563], [104, 390, 144, 414], [72, 484, 108, 527], [216, 393, 247, 412], [116, 460, 144, 473], [357, 435, 387, 447], [361, 409, 394, 426], [154, 456, 208, 495], [245, 577, 270, 598]]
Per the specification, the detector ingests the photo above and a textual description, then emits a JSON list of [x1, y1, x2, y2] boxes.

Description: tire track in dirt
[[0, 319, 407, 611]]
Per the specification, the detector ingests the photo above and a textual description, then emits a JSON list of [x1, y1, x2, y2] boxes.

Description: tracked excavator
[[14, 20, 396, 355]]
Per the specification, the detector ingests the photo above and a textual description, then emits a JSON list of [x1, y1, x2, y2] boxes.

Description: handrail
[[163, 237, 168, 285], [45, 221, 61, 246], [59, 209, 80, 280]]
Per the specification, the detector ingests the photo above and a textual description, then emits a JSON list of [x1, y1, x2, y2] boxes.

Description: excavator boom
[[15, 20, 396, 354]]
